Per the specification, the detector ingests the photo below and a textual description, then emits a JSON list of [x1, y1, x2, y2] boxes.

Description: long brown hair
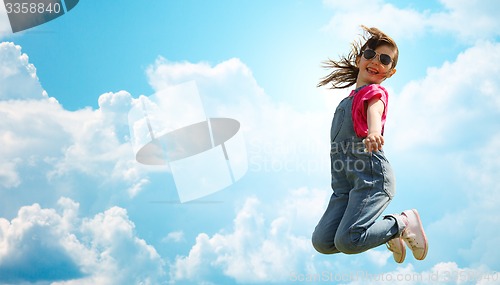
[[318, 26, 399, 89]]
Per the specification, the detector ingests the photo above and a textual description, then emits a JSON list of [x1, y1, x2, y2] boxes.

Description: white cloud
[[0, 37, 334, 245], [145, 57, 332, 182], [321, 0, 426, 44], [0, 40, 68, 163], [0, 198, 165, 284], [366, 250, 392, 268], [388, 41, 500, 151], [0, 43, 150, 199], [0, 160, 20, 188], [47, 93, 147, 187], [0, 42, 339, 283], [425, 133, 500, 268], [0, 200, 82, 283], [322, 0, 500, 44], [455, 134, 500, 212], [169, 187, 329, 284], [430, 0, 500, 42], [162, 231, 185, 243], [0, 41, 170, 283], [141, 56, 335, 206], [0, 42, 48, 100], [145, 57, 269, 123], [0, 93, 149, 198]]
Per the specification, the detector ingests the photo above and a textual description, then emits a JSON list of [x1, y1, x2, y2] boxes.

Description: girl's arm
[[364, 98, 385, 152]]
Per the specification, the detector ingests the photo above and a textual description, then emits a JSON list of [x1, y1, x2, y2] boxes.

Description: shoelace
[[386, 239, 401, 253], [404, 230, 422, 248]]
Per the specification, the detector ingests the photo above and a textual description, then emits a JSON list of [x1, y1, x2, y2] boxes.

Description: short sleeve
[[351, 84, 389, 137]]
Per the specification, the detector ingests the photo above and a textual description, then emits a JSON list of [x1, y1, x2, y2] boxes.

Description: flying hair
[[317, 25, 399, 89]]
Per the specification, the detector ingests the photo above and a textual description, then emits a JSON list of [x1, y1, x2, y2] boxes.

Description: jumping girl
[[311, 26, 428, 263]]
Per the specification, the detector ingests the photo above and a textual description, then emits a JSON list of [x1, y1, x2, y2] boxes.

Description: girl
[[311, 26, 428, 263]]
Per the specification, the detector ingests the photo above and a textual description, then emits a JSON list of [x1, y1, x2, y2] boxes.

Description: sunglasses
[[362, 49, 393, 66]]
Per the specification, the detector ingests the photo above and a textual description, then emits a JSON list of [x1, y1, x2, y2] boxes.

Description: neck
[[355, 80, 370, 89], [355, 84, 368, 92]]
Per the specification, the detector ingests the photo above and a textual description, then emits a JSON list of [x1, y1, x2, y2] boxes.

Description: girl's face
[[355, 45, 397, 88]]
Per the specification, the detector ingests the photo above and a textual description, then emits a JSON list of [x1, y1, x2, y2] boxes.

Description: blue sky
[[1, 0, 500, 284]]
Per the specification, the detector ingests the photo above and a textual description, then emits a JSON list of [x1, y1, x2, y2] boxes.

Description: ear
[[355, 55, 361, 66], [385, 68, 396, 78]]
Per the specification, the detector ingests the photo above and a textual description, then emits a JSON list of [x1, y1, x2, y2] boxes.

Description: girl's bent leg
[[334, 151, 403, 254], [312, 192, 348, 254]]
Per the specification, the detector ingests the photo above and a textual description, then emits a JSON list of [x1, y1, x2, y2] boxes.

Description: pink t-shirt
[[350, 84, 389, 138]]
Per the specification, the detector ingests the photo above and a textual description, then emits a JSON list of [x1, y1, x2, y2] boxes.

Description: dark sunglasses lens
[[363, 50, 376, 59], [380, 54, 392, 65]]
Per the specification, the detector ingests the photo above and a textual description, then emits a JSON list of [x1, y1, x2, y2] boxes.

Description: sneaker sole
[[386, 237, 406, 263], [395, 238, 406, 263]]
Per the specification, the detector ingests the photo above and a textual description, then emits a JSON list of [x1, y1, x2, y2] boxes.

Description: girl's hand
[[363, 133, 384, 153]]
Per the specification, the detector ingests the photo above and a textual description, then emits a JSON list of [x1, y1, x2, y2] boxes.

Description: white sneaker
[[386, 237, 405, 263], [401, 209, 428, 260]]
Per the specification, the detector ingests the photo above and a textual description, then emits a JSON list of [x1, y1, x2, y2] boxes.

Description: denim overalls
[[312, 91, 406, 254]]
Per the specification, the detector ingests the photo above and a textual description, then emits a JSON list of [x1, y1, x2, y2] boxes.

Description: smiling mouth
[[366, 67, 378, 75], [367, 67, 379, 75]]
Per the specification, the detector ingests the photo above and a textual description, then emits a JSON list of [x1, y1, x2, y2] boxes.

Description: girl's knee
[[334, 232, 364, 254], [312, 234, 338, 254]]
